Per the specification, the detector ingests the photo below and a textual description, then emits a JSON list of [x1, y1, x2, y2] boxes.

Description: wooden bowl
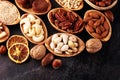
[[0, 1, 20, 25], [47, 8, 83, 34], [84, 0, 118, 10], [45, 33, 85, 57], [84, 10, 112, 42], [20, 13, 48, 44], [55, 0, 84, 11], [0, 24, 10, 43], [15, 0, 51, 15]]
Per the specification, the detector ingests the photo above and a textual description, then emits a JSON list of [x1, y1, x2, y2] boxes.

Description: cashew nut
[[61, 45, 69, 51], [32, 34, 44, 42], [60, 33, 68, 44], [54, 48, 62, 54], [56, 42, 64, 50], [52, 34, 58, 42], [50, 42, 56, 50], [0, 31, 7, 39], [27, 14, 36, 22], [53, 37, 62, 44]]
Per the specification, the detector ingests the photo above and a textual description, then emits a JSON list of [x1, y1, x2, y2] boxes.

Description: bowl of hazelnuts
[[84, 0, 118, 10]]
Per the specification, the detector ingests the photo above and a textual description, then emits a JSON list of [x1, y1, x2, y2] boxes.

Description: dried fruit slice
[[8, 43, 29, 64], [6, 35, 28, 49]]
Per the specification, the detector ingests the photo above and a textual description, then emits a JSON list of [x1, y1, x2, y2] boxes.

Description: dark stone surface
[[0, 0, 120, 80]]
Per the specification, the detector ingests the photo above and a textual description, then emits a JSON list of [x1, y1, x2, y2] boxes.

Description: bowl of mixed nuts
[[84, 0, 118, 10], [45, 33, 85, 57]]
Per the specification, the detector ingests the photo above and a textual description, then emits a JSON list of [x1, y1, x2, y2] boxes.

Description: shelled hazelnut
[[52, 59, 62, 69], [0, 45, 7, 54]]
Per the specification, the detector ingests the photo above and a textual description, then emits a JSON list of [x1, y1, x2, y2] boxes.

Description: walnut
[[30, 44, 46, 60], [86, 38, 102, 53]]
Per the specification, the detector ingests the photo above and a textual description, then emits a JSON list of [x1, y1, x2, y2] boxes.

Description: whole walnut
[[86, 38, 102, 53], [30, 44, 46, 60]]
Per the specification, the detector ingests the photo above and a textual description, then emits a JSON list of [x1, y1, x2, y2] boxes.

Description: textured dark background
[[0, 0, 120, 80]]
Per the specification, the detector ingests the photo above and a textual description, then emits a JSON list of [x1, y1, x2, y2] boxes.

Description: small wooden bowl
[[84, 0, 118, 10], [20, 13, 48, 44], [55, 0, 84, 11], [0, 1, 20, 25], [15, 0, 51, 15], [47, 8, 84, 34], [0, 24, 10, 43], [84, 10, 112, 42], [45, 33, 85, 57]]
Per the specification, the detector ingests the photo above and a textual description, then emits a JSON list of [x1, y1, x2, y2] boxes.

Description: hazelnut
[[41, 53, 54, 66], [0, 45, 7, 54], [30, 44, 46, 60], [86, 38, 102, 53], [52, 59, 62, 69]]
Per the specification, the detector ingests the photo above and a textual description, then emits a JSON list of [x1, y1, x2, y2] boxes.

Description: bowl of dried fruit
[[55, 0, 84, 11], [84, 0, 118, 10], [20, 13, 48, 44], [15, 0, 51, 15], [84, 10, 112, 42], [45, 33, 85, 57], [47, 8, 84, 34]]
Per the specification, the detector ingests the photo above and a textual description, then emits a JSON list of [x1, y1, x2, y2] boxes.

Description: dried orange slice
[[6, 35, 28, 49], [8, 43, 29, 64]]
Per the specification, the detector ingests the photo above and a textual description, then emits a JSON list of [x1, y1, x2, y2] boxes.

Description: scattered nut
[[41, 53, 54, 66], [86, 38, 102, 53], [0, 45, 7, 54], [52, 59, 62, 69], [30, 44, 46, 60], [104, 10, 114, 22]]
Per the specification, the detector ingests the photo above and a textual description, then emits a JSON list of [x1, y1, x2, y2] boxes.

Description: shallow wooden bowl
[[0, 1, 20, 25], [0, 24, 10, 43], [45, 33, 85, 57], [84, 0, 118, 10], [55, 0, 84, 11], [84, 10, 112, 42], [20, 13, 48, 44], [47, 8, 84, 34], [15, 0, 51, 15]]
